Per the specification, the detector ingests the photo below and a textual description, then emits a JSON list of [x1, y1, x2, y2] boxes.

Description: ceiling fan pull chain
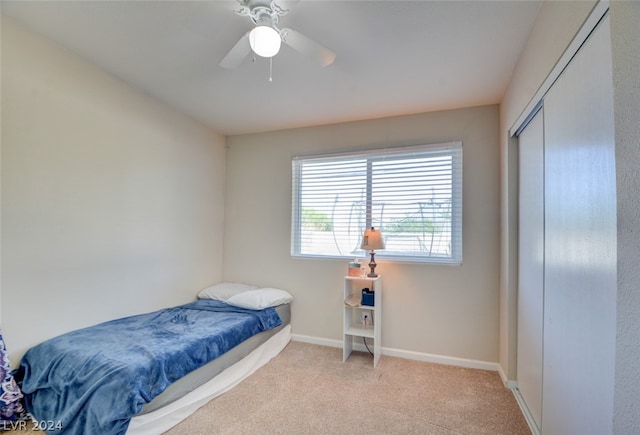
[[269, 57, 273, 83]]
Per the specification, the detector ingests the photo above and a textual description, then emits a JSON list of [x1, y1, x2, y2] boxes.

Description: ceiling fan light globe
[[249, 26, 281, 58]]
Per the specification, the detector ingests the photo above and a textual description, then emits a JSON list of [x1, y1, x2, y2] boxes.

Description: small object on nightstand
[[348, 259, 361, 277], [344, 294, 360, 307], [362, 313, 371, 327], [361, 288, 374, 306]]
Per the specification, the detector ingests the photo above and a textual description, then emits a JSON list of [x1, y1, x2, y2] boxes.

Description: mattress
[[127, 323, 291, 435], [140, 303, 290, 414]]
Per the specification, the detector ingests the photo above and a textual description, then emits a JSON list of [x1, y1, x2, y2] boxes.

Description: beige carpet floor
[[166, 341, 530, 434]]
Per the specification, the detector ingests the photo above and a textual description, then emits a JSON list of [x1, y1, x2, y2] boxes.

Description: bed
[[16, 283, 292, 435]]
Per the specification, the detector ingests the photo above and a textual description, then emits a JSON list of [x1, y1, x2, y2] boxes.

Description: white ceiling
[[2, 0, 542, 136]]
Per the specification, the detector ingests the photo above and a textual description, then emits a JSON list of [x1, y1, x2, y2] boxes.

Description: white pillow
[[197, 282, 258, 301], [224, 288, 293, 310]]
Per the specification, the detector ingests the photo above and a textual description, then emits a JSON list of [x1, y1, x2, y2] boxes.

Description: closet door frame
[[516, 108, 544, 434]]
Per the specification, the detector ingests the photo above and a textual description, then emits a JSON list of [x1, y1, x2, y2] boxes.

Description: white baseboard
[[497, 365, 518, 389], [291, 334, 500, 372], [291, 334, 343, 349]]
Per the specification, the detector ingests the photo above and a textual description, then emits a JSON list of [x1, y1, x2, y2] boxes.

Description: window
[[291, 142, 462, 264]]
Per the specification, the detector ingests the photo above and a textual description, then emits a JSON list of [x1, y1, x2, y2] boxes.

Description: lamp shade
[[249, 26, 281, 58], [360, 227, 385, 251]]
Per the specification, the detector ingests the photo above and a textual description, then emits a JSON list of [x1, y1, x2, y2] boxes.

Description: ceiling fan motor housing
[[237, 0, 288, 30]]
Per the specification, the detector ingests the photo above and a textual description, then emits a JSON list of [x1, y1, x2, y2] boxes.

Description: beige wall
[[498, 0, 596, 379], [224, 106, 501, 363], [1, 17, 226, 364]]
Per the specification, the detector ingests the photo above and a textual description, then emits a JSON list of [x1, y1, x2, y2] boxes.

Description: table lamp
[[360, 227, 385, 277]]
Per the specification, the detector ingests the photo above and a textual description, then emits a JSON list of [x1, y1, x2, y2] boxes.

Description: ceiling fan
[[219, 0, 336, 69]]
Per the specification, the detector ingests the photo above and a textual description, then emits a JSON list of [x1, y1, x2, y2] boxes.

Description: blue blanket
[[17, 300, 281, 435]]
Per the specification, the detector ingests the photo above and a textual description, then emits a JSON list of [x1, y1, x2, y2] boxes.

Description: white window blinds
[[291, 142, 462, 264]]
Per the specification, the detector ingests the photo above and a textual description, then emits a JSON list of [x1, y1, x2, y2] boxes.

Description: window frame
[[291, 142, 463, 265]]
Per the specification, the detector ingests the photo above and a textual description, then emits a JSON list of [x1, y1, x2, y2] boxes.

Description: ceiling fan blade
[[219, 32, 251, 69], [280, 28, 336, 67]]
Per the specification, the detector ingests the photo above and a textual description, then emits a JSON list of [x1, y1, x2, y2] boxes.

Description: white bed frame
[[127, 324, 291, 434]]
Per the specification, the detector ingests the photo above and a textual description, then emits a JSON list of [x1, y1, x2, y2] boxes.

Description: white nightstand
[[343, 275, 382, 367]]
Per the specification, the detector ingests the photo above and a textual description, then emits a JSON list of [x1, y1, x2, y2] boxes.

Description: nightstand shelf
[[344, 324, 375, 338], [343, 275, 382, 367]]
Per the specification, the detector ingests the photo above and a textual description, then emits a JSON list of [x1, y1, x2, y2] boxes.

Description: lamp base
[[367, 251, 378, 277]]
